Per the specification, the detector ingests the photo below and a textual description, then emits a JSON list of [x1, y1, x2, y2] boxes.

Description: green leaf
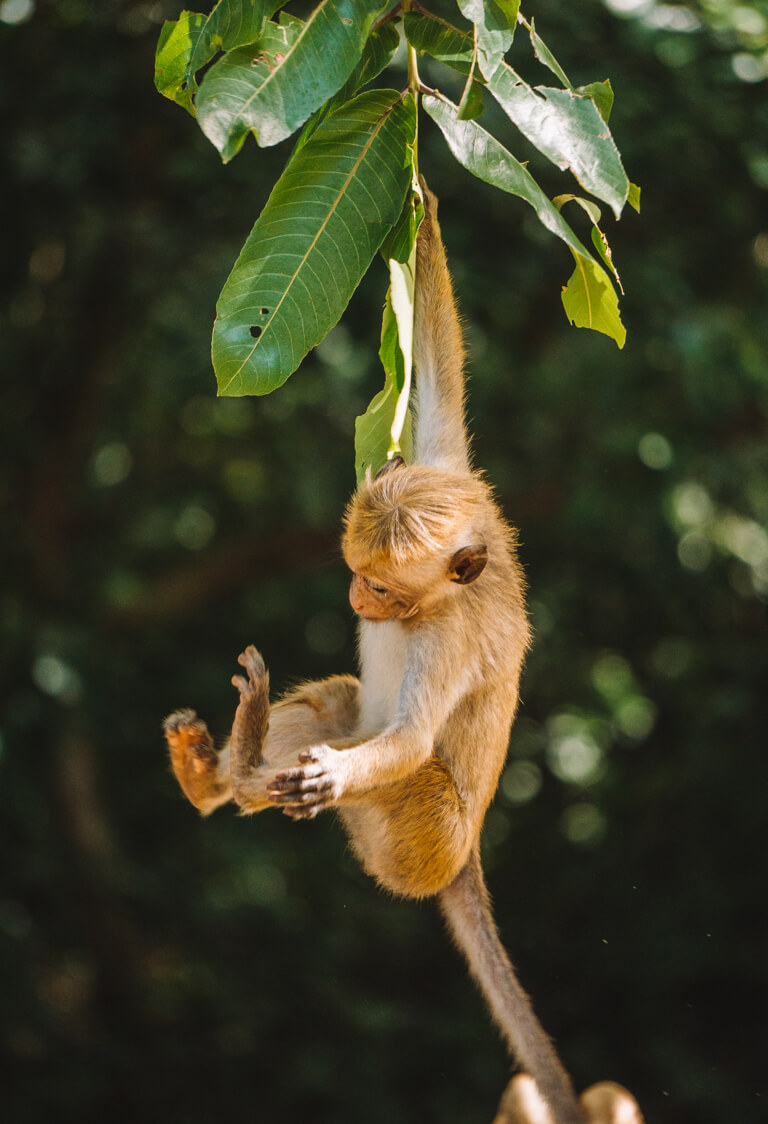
[[154, 11, 207, 115], [576, 79, 614, 123], [458, 78, 485, 120], [381, 183, 424, 264], [424, 93, 590, 259], [424, 94, 626, 347], [526, 15, 571, 88], [292, 21, 400, 153], [403, 10, 476, 75], [456, 0, 516, 80], [561, 253, 626, 349], [196, 0, 389, 161], [355, 291, 415, 483], [553, 193, 624, 293], [213, 90, 417, 396], [486, 65, 629, 217], [188, 0, 280, 75], [457, 31, 484, 121], [629, 182, 642, 213], [356, 197, 421, 482]]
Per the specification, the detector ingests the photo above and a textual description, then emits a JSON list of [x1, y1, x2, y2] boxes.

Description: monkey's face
[[348, 543, 488, 623], [348, 571, 418, 622]]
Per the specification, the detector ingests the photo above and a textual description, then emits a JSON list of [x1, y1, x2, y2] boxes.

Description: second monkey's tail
[[439, 850, 585, 1124]]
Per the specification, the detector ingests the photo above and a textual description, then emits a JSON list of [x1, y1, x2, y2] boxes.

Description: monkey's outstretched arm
[[413, 181, 470, 474]]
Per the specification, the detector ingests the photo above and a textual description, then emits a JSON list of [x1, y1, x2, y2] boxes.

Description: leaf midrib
[[219, 93, 402, 393], [228, 0, 333, 132]]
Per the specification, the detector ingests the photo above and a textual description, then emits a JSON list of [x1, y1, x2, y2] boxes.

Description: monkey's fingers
[[271, 762, 326, 785], [281, 791, 337, 819]]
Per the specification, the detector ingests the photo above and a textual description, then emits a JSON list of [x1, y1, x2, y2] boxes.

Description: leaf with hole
[[213, 89, 417, 396]]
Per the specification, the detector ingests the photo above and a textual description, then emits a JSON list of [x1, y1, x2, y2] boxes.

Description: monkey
[[164, 183, 586, 1123], [493, 1075, 644, 1124]]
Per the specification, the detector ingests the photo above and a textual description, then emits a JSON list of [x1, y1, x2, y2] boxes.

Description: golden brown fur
[[163, 183, 640, 1124]]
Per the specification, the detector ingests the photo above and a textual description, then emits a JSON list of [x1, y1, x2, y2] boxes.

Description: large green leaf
[[423, 94, 625, 347], [487, 65, 629, 217], [154, 11, 207, 115], [213, 90, 417, 396], [196, 0, 388, 161], [292, 21, 400, 153]]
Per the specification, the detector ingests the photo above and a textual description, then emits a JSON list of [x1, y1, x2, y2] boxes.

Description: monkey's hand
[[267, 744, 347, 820], [164, 709, 223, 813]]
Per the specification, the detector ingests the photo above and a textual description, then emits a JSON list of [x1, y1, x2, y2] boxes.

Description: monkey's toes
[[237, 645, 267, 682], [163, 710, 217, 764], [163, 708, 197, 734]]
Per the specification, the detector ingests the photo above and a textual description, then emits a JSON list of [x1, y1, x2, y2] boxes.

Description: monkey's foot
[[229, 646, 270, 780], [163, 709, 220, 811], [231, 644, 268, 703], [267, 744, 342, 820]]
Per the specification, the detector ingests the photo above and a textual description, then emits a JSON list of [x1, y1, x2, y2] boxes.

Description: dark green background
[[2, 1, 767, 1121]]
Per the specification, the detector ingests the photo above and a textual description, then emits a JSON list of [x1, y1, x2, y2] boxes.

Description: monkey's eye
[[363, 577, 388, 596]]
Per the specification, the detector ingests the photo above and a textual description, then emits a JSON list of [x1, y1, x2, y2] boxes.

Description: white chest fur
[[357, 619, 407, 735]]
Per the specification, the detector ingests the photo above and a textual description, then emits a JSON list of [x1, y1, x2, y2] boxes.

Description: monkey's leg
[[231, 670, 360, 815], [163, 710, 233, 816], [439, 850, 584, 1124], [229, 645, 271, 808]]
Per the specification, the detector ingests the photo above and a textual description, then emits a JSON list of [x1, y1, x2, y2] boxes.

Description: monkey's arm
[[268, 632, 475, 817], [230, 667, 361, 814], [413, 181, 470, 474]]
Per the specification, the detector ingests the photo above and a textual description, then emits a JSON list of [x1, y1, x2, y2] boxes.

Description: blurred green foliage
[[1, 1, 767, 1121]]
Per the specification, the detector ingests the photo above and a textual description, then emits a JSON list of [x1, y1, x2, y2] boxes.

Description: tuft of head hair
[[342, 464, 488, 571]]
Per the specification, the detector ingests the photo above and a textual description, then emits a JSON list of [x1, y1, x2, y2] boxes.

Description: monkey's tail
[[439, 850, 584, 1124]]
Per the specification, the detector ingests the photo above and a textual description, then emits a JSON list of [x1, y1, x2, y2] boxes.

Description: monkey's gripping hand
[[267, 744, 347, 819]]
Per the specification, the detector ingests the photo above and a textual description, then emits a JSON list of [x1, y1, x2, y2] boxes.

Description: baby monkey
[[166, 184, 585, 1123]]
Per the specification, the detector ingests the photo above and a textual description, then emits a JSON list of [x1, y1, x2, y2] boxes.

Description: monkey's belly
[[339, 765, 472, 900]]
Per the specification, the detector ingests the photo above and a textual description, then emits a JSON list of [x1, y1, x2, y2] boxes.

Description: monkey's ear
[[375, 455, 406, 480], [449, 544, 488, 584]]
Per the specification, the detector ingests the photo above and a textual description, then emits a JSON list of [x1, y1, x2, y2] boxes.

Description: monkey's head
[[342, 461, 489, 622]]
